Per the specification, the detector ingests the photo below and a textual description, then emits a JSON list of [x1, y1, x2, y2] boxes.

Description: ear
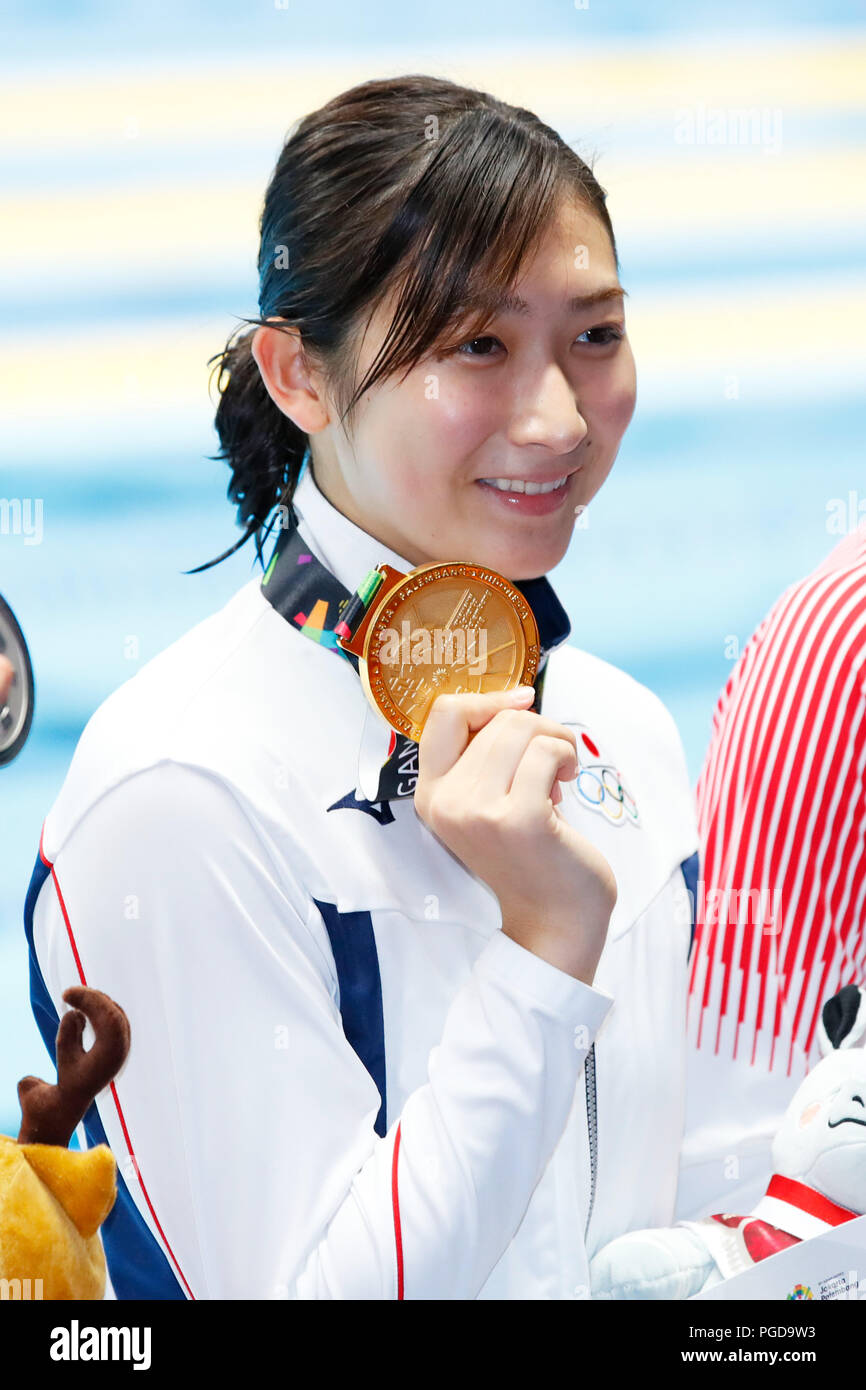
[[817, 983, 866, 1055], [20, 1142, 117, 1239], [251, 320, 330, 435]]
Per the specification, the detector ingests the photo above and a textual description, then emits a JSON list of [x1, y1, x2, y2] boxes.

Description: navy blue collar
[[261, 462, 572, 802]]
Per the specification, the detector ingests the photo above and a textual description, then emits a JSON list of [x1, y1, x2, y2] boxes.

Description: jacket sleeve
[[30, 760, 613, 1299]]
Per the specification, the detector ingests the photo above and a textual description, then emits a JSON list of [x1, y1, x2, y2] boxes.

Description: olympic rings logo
[[562, 724, 640, 829]]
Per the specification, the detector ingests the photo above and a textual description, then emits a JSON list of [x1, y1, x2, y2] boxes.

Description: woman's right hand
[[413, 686, 617, 985]]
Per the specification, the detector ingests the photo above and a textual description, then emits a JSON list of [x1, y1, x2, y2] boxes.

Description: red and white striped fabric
[[677, 521, 866, 1220]]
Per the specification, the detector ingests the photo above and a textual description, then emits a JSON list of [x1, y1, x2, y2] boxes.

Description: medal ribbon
[[260, 494, 572, 802]]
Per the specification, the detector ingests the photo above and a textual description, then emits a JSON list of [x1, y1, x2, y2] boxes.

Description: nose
[[507, 362, 589, 456]]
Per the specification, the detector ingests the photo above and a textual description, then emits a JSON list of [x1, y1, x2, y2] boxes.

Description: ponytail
[[186, 326, 308, 574]]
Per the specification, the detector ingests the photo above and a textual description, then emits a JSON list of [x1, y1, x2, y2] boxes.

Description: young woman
[[24, 74, 699, 1300]]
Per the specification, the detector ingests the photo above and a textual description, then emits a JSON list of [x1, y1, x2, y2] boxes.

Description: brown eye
[[455, 336, 502, 358]]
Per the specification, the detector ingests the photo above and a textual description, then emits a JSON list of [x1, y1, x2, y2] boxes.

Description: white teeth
[[481, 476, 568, 495]]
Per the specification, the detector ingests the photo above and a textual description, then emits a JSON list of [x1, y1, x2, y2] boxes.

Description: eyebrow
[[487, 285, 628, 316]]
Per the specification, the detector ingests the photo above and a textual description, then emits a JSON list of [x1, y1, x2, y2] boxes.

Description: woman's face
[[272, 198, 636, 581]]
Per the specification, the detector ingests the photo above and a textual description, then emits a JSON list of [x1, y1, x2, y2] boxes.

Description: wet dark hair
[[188, 72, 619, 574]]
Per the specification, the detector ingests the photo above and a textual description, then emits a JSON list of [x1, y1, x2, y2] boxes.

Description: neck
[[308, 458, 427, 571]]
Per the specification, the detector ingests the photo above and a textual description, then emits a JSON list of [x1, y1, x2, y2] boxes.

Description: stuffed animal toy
[[590, 983, 866, 1299], [0, 986, 129, 1299]]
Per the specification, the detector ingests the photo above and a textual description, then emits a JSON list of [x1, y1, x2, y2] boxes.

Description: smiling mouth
[[475, 467, 581, 494], [827, 1116, 866, 1129]]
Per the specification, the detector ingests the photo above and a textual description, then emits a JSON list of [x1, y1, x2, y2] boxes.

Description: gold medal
[[337, 562, 540, 743]]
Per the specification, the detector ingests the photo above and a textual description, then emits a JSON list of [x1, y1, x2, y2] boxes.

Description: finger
[[418, 686, 535, 781], [458, 712, 578, 799], [507, 734, 581, 810], [0, 654, 13, 704]]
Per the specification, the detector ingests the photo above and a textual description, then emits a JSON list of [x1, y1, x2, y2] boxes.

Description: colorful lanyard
[[260, 480, 572, 802]]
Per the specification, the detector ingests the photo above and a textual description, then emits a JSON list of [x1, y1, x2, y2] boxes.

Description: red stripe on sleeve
[[44, 855, 196, 1301], [391, 1121, 404, 1300]]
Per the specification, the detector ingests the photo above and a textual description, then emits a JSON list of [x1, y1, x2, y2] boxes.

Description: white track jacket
[[24, 464, 699, 1299]]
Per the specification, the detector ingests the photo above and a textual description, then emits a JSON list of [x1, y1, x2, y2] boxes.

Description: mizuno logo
[[327, 790, 396, 825]]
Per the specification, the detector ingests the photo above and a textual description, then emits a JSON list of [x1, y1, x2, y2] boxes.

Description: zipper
[[533, 666, 600, 1256], [583, 1043, 598, 1242]]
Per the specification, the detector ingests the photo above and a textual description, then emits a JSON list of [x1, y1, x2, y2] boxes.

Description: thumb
[[419, 684, 536, 780]]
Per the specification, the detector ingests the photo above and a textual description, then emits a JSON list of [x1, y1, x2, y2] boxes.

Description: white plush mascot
[[590, 984, 866, 1299]]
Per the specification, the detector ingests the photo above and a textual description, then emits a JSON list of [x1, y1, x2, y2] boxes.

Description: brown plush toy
[[0, 986, 130, 1299]]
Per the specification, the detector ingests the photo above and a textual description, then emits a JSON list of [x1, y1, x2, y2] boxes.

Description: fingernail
[[509, 685, 535, 700]]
